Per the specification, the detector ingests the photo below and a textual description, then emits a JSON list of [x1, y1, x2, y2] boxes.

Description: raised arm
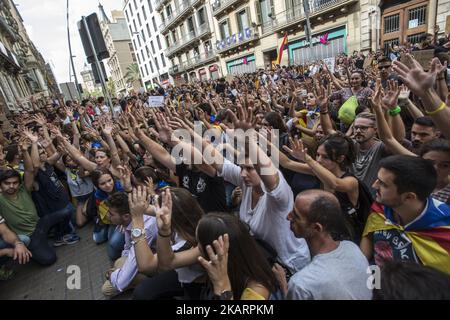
[[19, 139, 34, 192], [101, 123, 121, 168], [155, 190, 200, 272], [393, 55, 450, 139], [380, 80, 406, 143]]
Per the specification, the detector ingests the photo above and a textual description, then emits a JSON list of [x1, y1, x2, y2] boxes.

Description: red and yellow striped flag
[[276, 33, 288, 65]]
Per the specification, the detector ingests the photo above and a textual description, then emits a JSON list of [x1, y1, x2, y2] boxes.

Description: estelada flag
[[363, 200, 450, 275], [276, 33, 288, 65]]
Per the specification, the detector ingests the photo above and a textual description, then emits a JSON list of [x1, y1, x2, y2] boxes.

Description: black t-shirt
[[176, 163, 228, 213], [32, 163, 71, 217]]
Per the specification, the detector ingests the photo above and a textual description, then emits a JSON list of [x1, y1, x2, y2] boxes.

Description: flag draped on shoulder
[[276, 33, 288, 65], [363, 199, 450, 275]]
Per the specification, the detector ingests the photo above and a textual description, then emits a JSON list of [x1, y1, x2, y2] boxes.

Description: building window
[[161, 54, 166, 67], [219, 20, 230, 39], [407, 32, 426, 45], [141, 50, 145, 62], [137, 13, 142, 26], [149, 60, 154, 73], [148, 0, 153, 13], [137, 53, 141, 64], [165, 35, 170, 47], [146, 46, 150, 58], [133, 0, 138, 10], [133, 19, 137, 32], [198, 7, 206, 25], [151, 41, 156, 54], [257, 0, 273, 25], [125, 9, 130, 21], [142, 6, 147, 20], [154, 57, 159, 70], [129, 24, 134, 35], [141, 30, 146, 42], [152, 17, 157, 32], [384, 14, 400, 34], [145, 64, 149, 76], [133, 39, 137, 49], [129, 3, 133, 16], [237, 8, 250, 33], [140, 67, 144, 77], [129, 42, 134, 52], [146, 23, 151, 38], [408, 5, 427, 29], [137, 35, 141, 47], [156, 35, 162, 50], [132, 53, 137, 62]]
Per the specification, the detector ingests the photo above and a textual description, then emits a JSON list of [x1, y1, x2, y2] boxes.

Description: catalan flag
[[276, 32, 288, 65], [363, 199, 450, 275]]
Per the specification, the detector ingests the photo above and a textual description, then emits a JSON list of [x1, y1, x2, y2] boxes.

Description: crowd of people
[[1, 32, 450, 300]]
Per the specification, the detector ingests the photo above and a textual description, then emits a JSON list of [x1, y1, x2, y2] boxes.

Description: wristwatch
[[131, 228, 145, 239]]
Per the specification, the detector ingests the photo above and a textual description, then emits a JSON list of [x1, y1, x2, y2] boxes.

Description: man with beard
[[410, 117, 441, 153], [351, 112, 389, 195], [275, 190, 371, 300], [361, 155, 450, 275]]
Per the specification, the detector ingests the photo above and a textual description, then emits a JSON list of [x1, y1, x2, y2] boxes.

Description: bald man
[[281, 190, 372, 300]]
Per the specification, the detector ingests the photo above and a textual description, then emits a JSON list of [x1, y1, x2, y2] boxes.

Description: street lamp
[[132, 31, 161, 89]]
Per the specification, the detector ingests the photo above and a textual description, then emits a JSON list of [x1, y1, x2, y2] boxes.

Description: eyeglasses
[[354, 125, 374, 132]]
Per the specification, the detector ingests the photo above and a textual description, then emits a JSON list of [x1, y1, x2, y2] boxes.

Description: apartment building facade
[[99, 6, 141, 96], [155, 0, 221, 84], [124, 0, 171, 89]]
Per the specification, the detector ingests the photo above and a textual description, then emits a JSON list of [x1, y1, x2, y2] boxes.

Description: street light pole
[[303, 0, 315, 61], [67, 0, 82, 101]]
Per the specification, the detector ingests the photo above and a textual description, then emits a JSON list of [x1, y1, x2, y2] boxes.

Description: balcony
[[155, 0, 171, 11], [216, 27, 259, 55], [261, 0, 357, 35], [159, 0, 193, 34], [165, 24, 211, 57], [169, 64, 185, 76], [165, 30, 198, 57], [184, 50, 218, 71], [191, 0, 204, 8], [212, 0, 249, 18]]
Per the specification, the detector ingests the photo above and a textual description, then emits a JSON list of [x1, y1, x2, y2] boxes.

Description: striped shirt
[[432, 184, 450, 204]]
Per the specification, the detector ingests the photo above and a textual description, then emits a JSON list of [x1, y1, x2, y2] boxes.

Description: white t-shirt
[[287, 241, 372, 300], [219, 159, 310, 272]]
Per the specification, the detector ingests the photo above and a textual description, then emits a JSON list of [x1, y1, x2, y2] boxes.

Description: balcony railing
[[261, 0, 355, 35], [212, 0, 248, 18], [184, 50, 217, 70], [165, 24, 211, 57], [160, 0, 192, 33], [155, 0, 171, 11], [169, 64, 185, 76], [216, 27, 259, 54], [165, 30, 197, 57]]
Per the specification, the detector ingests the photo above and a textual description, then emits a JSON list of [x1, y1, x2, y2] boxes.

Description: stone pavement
[[0, 223, 132, 300]]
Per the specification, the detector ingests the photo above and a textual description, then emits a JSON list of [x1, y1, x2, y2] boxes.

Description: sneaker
[[53, 237, 66, 247], [0, 266, 14, 281], [63, 234, 80, 245]]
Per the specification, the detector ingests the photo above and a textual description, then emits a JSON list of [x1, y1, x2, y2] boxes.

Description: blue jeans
[[49, 203, 76, 239], [0, 235, 31, 265], [93, 224, 125, 260]]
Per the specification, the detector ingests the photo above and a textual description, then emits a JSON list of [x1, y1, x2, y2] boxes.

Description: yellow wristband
[[426, 102, 447, 116]]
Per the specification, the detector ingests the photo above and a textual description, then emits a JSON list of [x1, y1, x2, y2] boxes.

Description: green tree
[[124, 63, 141, 89]]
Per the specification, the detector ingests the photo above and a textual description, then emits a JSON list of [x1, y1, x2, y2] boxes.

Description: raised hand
[[23, 127, 38, 143], [102, 122, 114, 136], [282, 136, 307, 162], [392, 54, 438, 95], [128, 186, 148, 220], [381, 80, 401, 109], [197, 234, 231, 296], [314, 84, 328, 110], [155, 190, 172, 236], [226, 104, 255, 131], [154, 112, 173, 144], [398, 84, 411, 101]]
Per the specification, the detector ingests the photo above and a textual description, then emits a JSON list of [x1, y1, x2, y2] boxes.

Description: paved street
[[0, 223, 131, 300]]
